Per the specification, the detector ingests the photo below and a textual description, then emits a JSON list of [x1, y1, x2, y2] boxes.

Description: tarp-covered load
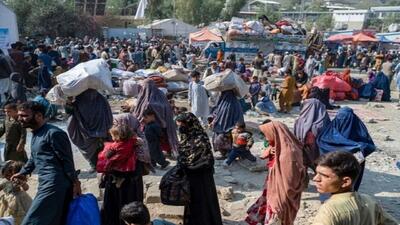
[[311, 71, 352, 101]]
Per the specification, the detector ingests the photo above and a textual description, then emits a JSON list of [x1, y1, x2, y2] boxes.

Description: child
[[255, 92, 277, 116], [97, 124, 140, 173], [0, 160, 32, 225], [271, 84, 279, 101], [188, 71, 209, 126], [260, 77, 272, 99], [249, 76, 261, 109], [0, 103, 27, 163], [224, 122, 256, 166], [142, 109, 170, 169], [120, 201, 175, 225]]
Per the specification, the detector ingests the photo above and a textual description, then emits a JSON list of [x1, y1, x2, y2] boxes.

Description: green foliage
[[366, 15, 384, 30], [256, 7, 282, 23], [220, 0, 246, 20], [6, 0, 101, 37], [145, 0, 173, 20], [315, 14, 332, 31]]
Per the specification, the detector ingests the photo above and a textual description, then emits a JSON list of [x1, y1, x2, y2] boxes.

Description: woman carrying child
[[98, 123, 145, 225]]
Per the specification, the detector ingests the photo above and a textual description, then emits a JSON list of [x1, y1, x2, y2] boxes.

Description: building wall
[[333, 10, 370, 30]]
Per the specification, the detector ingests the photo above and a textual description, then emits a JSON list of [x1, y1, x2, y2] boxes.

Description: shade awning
[[326, 34, 353, 42], [352, 33, 378, 42], [189, 28, 223, 43]]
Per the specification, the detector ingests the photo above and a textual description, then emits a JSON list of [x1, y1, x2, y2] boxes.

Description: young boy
[[249, 76, 261, 109], [120, 201, 175, 225], [260, 77, 272, 99], [223, 122, 256, 166], [142, 109, 170, 169], [188, 71, 209, 126], [271, 84, 279, 101], [0, 103, 27, 163], [312, 151, 398, 225]]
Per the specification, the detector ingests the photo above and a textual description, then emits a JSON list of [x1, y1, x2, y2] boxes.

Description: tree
[[6, 0, 101, 37], [315, 14, 332, 31], [220, 0, 246, 20], [145, 0, 173, 21]]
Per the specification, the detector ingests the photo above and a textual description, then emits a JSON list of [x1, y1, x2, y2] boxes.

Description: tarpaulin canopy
[[352, 32, 378, 42], [326, 34, 353, 42], [377, 35, 392, 43], [189, 28, 223, 44]]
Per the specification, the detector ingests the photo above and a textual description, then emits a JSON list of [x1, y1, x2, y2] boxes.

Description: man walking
[[12, 101, 81, 225]]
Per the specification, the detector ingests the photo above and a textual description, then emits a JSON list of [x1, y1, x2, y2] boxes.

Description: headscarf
[[133, 79, 178, 154], [371, 71, 391, 101], [113, 113, 151, 165], [294, 71, 308, 85], [308, 87, 334, 110], [9, 72, 27, 103], [176, 112, 214, 170], [317, 107, 376, 157], [212, 90, 244, 133], [259, 121, 306, 225], [341, 68, 352, 86], [294, 98, 331, 143]]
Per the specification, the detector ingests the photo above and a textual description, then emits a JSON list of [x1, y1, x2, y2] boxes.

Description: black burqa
[[9, 72, 27, 103], [176, 113, 223, 225], [68, 89, 113, 168]]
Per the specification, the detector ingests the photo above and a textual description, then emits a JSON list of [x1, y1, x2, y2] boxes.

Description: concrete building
[[139, 18, 198, 37], [371, 6, 400, 19], [0, 1, 19, 54], [332, 10, 370, 30], [239, 0, 281, 17]]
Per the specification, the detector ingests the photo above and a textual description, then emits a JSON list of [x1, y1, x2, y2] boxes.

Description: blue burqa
[[317, 107, 376, 157], [371, 71, 391, 101], [212, 90, 244, 134]]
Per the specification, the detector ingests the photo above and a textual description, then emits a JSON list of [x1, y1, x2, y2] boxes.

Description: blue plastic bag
[[66, 194, 100, 225]]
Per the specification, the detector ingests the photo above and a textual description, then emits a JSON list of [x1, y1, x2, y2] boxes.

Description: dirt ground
[[10, 71, 400, 224]]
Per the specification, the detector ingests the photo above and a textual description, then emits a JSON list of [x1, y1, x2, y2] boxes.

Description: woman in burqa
[[317, 106, 376, 192], [67, 89, 113, 171], [246, 121, 306, 225], [9, 72, 27, 103], [294, 98, 331, 170], [211, 90, 244, 158], [133, 79, 178, 156], [175, 112, 222, 225]]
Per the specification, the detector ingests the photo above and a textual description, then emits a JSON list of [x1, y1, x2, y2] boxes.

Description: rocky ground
[[7, 71, 400, 225]]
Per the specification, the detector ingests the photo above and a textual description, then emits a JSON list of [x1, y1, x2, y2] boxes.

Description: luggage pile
[[226, 17, 306, 40]]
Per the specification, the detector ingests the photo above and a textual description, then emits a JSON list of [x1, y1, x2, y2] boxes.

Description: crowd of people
[[0, 35, 399, 225]]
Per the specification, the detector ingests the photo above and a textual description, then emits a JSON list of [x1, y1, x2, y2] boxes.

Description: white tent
[[139, 18, 198, 37], [0, 1, 19, 54]]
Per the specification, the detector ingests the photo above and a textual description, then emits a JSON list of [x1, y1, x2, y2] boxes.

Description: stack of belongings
[[226, 16, 306, 40], [163, 65, 190, 93], [311, 71, 352, 101], [122, 69, 165, 97], [203, 69, 249, 98], [46, 59, 114, 104]]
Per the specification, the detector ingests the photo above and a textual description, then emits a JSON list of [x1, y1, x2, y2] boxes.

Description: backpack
[[159, 165, 190, 206]]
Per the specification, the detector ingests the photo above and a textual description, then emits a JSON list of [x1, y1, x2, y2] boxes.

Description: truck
[[202, 31, 323, 63]]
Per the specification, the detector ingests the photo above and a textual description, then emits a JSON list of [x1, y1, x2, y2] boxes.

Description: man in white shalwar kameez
[[189, 71, 209, 126]]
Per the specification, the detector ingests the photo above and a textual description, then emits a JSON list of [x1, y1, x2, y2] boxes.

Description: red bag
[[97, 138, 138, 173]]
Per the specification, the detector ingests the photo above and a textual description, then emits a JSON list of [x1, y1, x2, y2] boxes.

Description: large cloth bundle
[[204, 69, 248, 98], [111, 68, 136, 78], [56, 59, 114, 97], [167, 81, 189, 92], [163, 69, 189, 82], [159, 165, 190, 206], [148, 75, 167, 88], [123, 79, 141, 97], [66, 194, 100, 225], [311, 73, 351, 100]]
